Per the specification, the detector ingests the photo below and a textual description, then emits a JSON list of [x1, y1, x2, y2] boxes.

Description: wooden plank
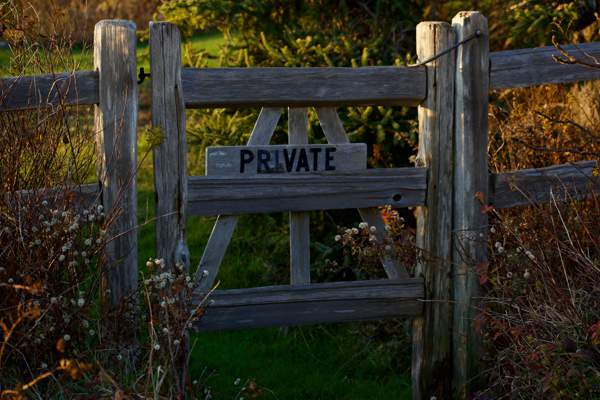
[[288, 108, 310, 285], [192, 278, 424, 331], [150, 22, 190, 272], [315, 108, 348, 143], [206, 144, 367, 175], [3, 183, 100, 210], [187, 168, 427, 216], [94, 20, 138, 309], [195, 107, 282, 291], [316, 107, 409, 279], [490, 41, 600, 89], [150, 24, 190, 391], [491, 160, 600, 208], [0, 71, 99, 111], [412, 21, 455, 400], [452, 12, 489, 399], [181, 67, 426, 108]]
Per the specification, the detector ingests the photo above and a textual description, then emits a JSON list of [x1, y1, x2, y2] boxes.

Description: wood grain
[[452, 12, 489, 398], [181, 67, 426, 108], [0, 71, 99, 111], [205, 144, 367, 175], [187, 168, 427, 216], [490, 41, 600, 89], [94, 19, 138, 309], [195, 108, 282, 292], [288, 108, 311, 285], [491, 160, 600, 208], [316, 107, 409, 279], [193, 278, 424, 331], [150, 22, 190, 272], [412, 21, 455, 400]]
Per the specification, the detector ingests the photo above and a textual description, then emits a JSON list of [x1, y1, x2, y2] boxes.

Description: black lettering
[[240, 149, 254, 173], [283, 148, 297, 172], [273, 150, 281, 172], [257, 149, 271, 173], [309, 148, 321, 171], [325, 147, 336, 171], [296, 148, 310, 172]]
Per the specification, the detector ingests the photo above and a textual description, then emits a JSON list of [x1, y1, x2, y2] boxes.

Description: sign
[[206, 144, 367, 175]]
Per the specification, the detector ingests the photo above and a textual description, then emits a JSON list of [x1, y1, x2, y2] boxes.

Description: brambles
[[0, 196, 107, 397], [475, 194, 600, 399], [478, 81, 600, 397], [140, 258, 209, 397]]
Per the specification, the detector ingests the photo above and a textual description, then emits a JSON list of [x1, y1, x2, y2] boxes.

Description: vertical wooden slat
[[94, 20, 138, 309], [452, 11, 489, 398], [149, 22, 189, 391], [150, 22, 190, 272], [288, 108, 311, 284], [315, 107, 408, 279], [195, 108, 282, 290], [411, 21, 455, 400]]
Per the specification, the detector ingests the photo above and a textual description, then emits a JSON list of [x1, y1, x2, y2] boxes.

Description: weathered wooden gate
[[149, 23, 425, 326], [3, 10, 600, 400]]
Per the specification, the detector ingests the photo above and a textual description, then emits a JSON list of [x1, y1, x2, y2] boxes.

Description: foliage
[[438, 0, 598, 49]]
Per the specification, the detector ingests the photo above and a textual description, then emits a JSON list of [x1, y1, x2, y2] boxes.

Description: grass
[[191, 327, 411, 399]]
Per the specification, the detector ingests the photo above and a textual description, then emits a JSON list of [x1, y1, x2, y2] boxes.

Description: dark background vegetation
[[1, 0, 600, 398]]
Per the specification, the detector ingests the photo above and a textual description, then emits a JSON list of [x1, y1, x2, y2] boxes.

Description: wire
[[408, 29, 482, 67]]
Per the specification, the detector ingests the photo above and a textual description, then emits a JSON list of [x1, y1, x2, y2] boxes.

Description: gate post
[[149, 22, 189, 272], [149, 21, 190, 392], [412, 21, 455, 400], [93, 19, 139, 344], [452, 11, 489, 398]]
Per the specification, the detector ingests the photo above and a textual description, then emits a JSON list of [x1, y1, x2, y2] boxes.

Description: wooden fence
[[1, 11, 600, 400]]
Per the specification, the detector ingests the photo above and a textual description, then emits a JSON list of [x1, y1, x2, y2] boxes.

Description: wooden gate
[[148, 23, 425, 330]]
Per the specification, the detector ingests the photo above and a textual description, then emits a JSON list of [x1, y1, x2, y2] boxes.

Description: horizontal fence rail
[[0, 71, 99, 111], [491, 160, 600, 208], [181, 67, 427, 107], [3, 183, 100, 209], [3, 41, 600, 111], [187, 168, 427, 216], [490, 42, 600, 89], [194, 278, 424, 331]]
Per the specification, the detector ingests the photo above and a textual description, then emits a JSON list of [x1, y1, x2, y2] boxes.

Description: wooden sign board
[[206, 144, 367, 176]]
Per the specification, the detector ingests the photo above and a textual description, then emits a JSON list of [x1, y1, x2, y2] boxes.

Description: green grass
[[190, 327, 411, 399]]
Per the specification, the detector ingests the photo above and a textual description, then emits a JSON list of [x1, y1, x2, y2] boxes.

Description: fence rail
[[4, 41, 600, 112], [187, 168, 427, 216], [491, 160, 600, 208], [490, 42, 600, 89], [0, 71, 98, 111], [195, 278, 424, 331], [3, 183, 100, 209], [181, 67, 426, 107]]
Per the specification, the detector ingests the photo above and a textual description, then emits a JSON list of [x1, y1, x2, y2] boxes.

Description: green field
[[0, 31, 225, 74], [2, 33, 412, 399]]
